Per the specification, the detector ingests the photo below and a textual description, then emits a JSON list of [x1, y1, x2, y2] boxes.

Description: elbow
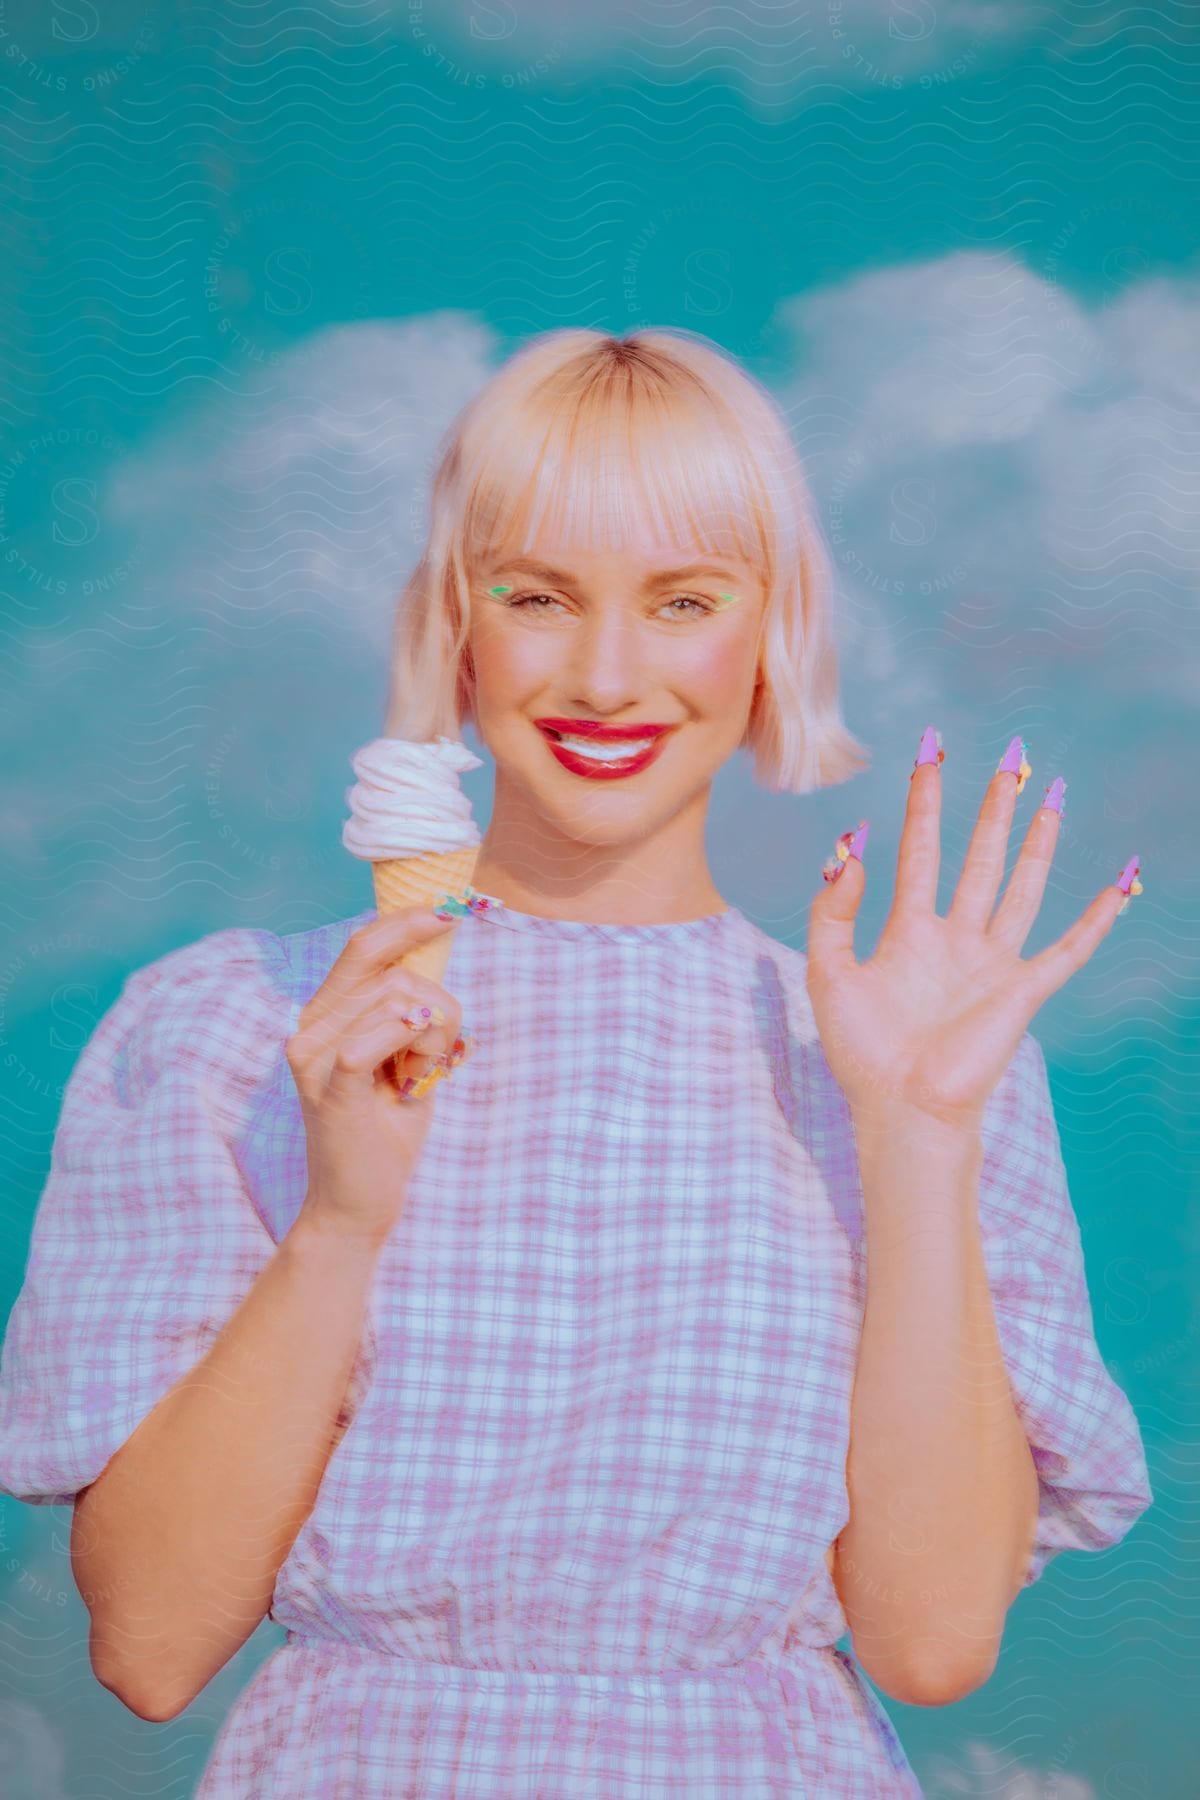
[[855, 1635, 999, 1708], [882, 1650, 998, 1708], [96, 1666, 191, 1724], [90, 1638, 192, 1724]]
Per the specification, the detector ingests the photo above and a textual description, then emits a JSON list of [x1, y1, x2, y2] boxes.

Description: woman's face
[[466, 519, 767, 856]]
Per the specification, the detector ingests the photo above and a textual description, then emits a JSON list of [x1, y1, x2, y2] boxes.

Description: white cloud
[[0, 1699, 69, 1799], [342, 0, 1040, 104], [923, 1736, 1096, 1798], [107, 312, 499, 662], [774, 245, 1200, 699]]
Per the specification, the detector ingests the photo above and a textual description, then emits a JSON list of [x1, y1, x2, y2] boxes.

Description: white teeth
[[554, 735, 656, 762]]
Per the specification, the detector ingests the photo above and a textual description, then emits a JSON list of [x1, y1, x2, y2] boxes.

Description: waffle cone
[[371, 845, 480, 986]]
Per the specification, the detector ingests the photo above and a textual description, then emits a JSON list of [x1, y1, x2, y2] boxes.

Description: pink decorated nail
[[1115, 854, 1143, 916], [912, 724, 944, 777], [1041, 775, 1066, 816], [822, 820, 869, 883], [996, 734, 1032, 794]]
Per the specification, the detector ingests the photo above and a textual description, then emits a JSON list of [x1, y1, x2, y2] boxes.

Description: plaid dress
[[0, 899, 1153, 1797]]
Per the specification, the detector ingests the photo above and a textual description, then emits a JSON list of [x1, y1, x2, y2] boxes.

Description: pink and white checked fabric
[[0, 900, 1153, 1796]]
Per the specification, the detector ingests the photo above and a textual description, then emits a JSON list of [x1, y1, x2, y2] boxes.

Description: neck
[[470, 772, 728, 925]]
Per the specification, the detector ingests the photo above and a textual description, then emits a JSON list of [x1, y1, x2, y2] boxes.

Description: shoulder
[[79, 912, 372, 1118], [125, 910, 374, 1029], [119, 925, 291, 1066]]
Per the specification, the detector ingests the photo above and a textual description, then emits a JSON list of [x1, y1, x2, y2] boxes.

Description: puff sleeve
[[978, 1030, 1154, 1588], [0, 928, 295, 1508]]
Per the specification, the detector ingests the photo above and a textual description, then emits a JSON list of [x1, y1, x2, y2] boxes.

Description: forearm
[[833, 1106, 1039, 1705], [72, 1207, 383, 1721]]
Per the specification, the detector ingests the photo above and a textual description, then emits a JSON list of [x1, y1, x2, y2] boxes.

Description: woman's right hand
[[286, 908, 469, 1251]]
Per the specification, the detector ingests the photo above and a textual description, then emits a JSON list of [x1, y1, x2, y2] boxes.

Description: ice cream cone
[[372, 844, 480, 986], [342, 734, 486, 988]]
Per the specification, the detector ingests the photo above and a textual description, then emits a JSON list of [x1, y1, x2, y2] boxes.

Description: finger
[[987, 784, 1063, 953], [330, 988, 461, 1097], [325, 998, 445, 1106], [380, 967, 463, 1058], [291, 975, 447, 1086], [807, 821, 869, 988], [890, 724, 943, 921], [946, 736, 1028, 931], [299, 909, 454, 1028], [303, 948, 462, 1054], [341, 964, 465, 1091], [1018, 875, 1135, 1004]]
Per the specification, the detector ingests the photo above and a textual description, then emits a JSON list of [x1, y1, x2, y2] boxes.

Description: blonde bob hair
[[384, 327, 870, 796]]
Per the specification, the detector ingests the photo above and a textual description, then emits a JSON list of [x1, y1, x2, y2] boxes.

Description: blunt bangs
[[460, 364, 780, 591]]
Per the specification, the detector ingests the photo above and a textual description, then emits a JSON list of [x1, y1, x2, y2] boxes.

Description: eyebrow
[[493, 558, 741, 589], [492, 558, 744, 586]]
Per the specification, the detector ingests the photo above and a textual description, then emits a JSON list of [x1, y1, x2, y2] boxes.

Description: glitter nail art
[[433, 884, 502, 921], [1041, 775, 1066, 817], [822, 820, 869, 882], [1115, 854, 1143, 916], [996, 735, 1032, 794]]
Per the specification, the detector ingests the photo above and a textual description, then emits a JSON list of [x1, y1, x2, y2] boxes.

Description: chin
[[539, 775, 708, 847]]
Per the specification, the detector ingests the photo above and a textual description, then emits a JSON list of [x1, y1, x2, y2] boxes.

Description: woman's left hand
[[805, 726, 1142, 1135]]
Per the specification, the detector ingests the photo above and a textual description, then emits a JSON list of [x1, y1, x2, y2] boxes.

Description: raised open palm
[[805, 726, 1143, 1134]]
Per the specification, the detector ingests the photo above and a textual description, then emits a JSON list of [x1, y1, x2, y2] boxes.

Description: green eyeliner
[[713, 591, 742, 609], [487, 584, 514, 597]]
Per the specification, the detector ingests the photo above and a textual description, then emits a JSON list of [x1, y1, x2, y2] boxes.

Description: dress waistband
[[282, 1631, 843, 1693]]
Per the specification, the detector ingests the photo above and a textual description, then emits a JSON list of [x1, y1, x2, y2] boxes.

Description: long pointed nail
[[1115, 854, 1143, 916], [996, 734, 1032, 793], [912, 724, 944, 776], [1042, 775, 1066, 816]]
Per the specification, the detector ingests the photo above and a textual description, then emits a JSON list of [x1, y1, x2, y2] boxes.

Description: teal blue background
[[1, 4, 1194, 1793]]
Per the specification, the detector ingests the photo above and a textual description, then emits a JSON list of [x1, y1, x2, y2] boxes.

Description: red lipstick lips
[[534, 719, 676, 781], [534, 718, 674, 741]]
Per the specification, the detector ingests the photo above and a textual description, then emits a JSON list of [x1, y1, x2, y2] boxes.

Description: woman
[[0, 329, 1152, 1796]]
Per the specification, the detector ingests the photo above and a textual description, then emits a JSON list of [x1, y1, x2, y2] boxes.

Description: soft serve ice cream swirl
[[342, 736, 484, 859]]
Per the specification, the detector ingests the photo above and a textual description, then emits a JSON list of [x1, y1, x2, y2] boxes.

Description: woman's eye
[[508, 592, 565, 614], [505, 592, 713, 619]]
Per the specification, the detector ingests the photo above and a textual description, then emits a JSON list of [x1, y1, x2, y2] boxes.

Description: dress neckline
[[469, 897, 743, 946], [352, 899, 744, 947]]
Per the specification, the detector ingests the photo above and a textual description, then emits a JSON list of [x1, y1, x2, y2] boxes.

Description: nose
[[563, 606, 647, 712]]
